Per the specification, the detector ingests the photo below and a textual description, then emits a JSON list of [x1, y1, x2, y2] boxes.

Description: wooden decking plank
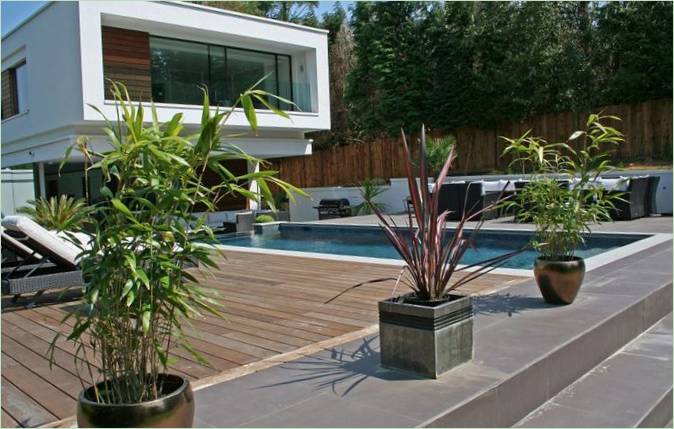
[[181, 327, 276, 360], [220, 331, 297, 354], [203, 312, 327, 343], [1, 408, 21, 428], [1, 355, 74, 419], [201, 281, 382, 321], [195, 314, 312, 348], [2, 336, 85, 399], [1, 378, 56, 428], [200, 289, 365, 331]]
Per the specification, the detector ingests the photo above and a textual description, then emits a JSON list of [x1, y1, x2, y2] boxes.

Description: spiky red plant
[[329, 126, 518, 303]]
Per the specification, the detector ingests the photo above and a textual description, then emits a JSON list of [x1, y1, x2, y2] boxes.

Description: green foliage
[[353, 178, 387, 215], [49, 81, 305, 404], [501, 114, 624, 259], [427, 135, 457, 177], [346, 2, 672, 139], [17, 195, 92, 232], [255, 214, 275, 223], [198, 1, 319, 26], [328, 126, 517, 303]]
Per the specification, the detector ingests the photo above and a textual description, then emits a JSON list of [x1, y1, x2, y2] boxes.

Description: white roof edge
[[1, 1, 329, 42], [159, 1, 329, 35], [2, 1, 55, 41]]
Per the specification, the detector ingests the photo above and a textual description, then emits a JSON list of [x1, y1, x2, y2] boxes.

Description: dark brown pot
[[77, 374, 194, 428], [534, 256, 586, 305]]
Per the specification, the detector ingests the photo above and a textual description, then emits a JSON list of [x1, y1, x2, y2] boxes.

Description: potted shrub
[[501, 114, 624, 305], [49, 82, 302, 427], [329, 126, 518, 378]]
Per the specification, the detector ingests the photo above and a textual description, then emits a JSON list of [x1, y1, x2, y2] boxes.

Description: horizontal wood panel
[[102, 26, 151, 101], [278, 99, 673, 188], [1, 251, 525, 427]]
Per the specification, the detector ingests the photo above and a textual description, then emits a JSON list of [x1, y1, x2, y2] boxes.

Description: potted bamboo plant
[[50, 81, 302, 427], [501, 114, 624, 305], [330, 126, 518, 379]]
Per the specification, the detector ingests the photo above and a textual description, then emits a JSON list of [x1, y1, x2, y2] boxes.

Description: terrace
[[1, 215, 671, 427], [1, 1, 671, 428], [1, 251, 524, 427]]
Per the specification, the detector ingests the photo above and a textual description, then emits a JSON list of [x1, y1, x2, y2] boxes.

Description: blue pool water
[[216, 224, 648, 269]]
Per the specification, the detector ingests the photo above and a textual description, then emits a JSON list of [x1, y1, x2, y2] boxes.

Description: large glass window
[[150, 38, 209, 105], [208, 46, 228, 106], [149, 36, 295, 110], [227, 49, 277, 108], [276, 55, 293, 111]]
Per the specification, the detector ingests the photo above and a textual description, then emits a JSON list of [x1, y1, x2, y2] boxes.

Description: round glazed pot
[[77, 374, 194, 428], [533, 256, 586, 305]]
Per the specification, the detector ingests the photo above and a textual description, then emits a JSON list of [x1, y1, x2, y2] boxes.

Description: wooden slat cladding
[[102, 26, 151, 101], [1, 69, 17, 120]]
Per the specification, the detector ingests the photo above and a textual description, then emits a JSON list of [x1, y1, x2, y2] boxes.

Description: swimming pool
[[216, 224, 650, 269]]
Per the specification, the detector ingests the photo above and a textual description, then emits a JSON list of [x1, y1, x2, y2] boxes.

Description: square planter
[[378, 293, 473, 378]]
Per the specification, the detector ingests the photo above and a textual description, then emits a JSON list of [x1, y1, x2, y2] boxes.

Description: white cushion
[[480, 180, 509, 195], [2, 215, 81, 267], [599, 177, 629, 192], [498, 179, 516, 192]]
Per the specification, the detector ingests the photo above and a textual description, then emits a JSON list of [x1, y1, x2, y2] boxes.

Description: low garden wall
[[289, 170, 673, 221]]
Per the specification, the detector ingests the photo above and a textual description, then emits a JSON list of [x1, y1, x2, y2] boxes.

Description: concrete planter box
[[378, 293, 473, 378]]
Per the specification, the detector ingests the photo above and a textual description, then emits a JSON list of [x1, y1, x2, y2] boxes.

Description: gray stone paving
[[516, 313, 672, 428]]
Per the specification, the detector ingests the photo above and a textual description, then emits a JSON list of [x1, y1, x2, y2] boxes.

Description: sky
[[1, 1, 350, 37]]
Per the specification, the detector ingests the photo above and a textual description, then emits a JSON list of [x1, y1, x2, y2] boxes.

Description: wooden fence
[[270, 99, 672, 188]]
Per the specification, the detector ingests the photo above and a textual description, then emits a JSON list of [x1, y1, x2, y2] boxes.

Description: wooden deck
[[1, 251, 527, 427]]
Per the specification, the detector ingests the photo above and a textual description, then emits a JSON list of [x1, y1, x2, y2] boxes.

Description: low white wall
[[289, 169, 673, 221], [290, 178, 412, 222], [1, 169, 35, 215]]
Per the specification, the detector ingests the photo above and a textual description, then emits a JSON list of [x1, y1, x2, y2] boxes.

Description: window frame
[[2, 60, 28, 120], [149, 35, 294, 110]]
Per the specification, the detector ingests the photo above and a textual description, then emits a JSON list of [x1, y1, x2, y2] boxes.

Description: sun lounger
[[1, 216, 84, 303]]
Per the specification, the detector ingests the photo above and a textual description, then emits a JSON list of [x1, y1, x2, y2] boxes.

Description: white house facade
[[1, 1, 330, 211]]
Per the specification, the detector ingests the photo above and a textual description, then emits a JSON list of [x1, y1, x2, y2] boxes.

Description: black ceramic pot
[[534, 256, 586, 305], [77, 374, 194, 428]]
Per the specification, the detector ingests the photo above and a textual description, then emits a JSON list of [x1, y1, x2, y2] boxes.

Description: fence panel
[[269, 99, 672, 188]]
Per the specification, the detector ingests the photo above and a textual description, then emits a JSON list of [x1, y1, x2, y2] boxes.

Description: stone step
[[515, 313, 672, 428]]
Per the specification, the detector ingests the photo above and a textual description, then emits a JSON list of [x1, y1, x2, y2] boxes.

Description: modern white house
[[1, 1, 330, 215]]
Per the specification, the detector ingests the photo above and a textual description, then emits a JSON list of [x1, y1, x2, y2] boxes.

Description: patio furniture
[[607, 176, 649, 220], [1, 215, 83, 303], [438, 181, 504, 221], [646, 176, 661, 215]]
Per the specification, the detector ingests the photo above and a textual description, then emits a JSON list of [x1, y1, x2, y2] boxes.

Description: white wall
[[1, 3, 83, 165], [290, 178, 411, 222], [289, 170, 673, 221], [1, 169, 35, 215]]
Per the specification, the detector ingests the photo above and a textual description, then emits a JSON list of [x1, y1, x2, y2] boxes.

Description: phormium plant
[[49, 81, 304, 404], [329, 126, 519, 303]]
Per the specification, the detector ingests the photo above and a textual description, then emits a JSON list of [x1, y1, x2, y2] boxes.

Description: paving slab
[[194, 241, 672, 428], [516, 314, 673, 428]]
